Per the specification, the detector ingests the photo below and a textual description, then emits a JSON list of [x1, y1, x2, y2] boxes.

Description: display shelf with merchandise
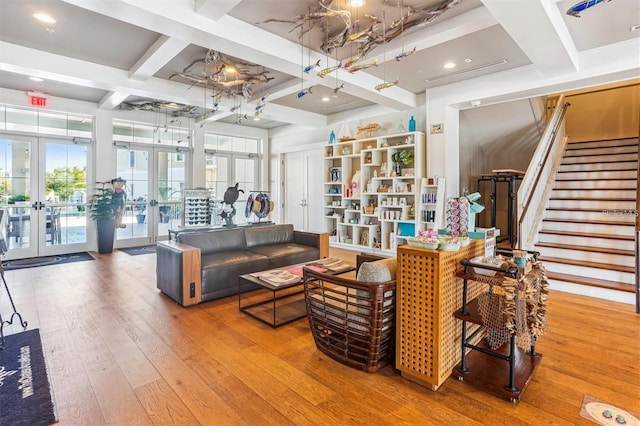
[[419, 176, 445, 232], [323, 131, 425, 254]]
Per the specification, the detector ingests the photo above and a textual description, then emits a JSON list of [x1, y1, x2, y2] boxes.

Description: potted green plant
[[391, 149, 414, 175], [89, 181, 115, 254]]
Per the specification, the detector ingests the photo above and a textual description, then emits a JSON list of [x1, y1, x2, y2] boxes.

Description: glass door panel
[[0, 135, 36, 258], [42, 140, 89, 254], [234, 157, 258, 225], [157, 150, 184, 239], [115, 148, 151, 246]]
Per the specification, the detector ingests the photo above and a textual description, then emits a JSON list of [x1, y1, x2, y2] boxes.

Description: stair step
[[554, 181, 636, 191], [545, 271, 635, 293], [542, 218, 634, 236], [559, 161, 637, 172], [539, 229, 634, 241], [566, 138, 639, 150], [562, 153, 637, 164], [536, 242, 634, 257], [538, 230, 635, 251], [550, 189, 636, 199], [556, 171, 637, 181], [539, 255, 636, 274], [545, 208, 637, 222], [547, 199, 636, 210], [542, 260, 635, 284], [564, 146, 638, 157]]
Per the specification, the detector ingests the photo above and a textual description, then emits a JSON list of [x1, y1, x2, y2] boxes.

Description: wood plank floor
[[1, 248, 639, 425]]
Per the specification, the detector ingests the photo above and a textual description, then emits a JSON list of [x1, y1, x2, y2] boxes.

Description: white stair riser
[[544, 262, 635, 284], [548, 199, 636, 210], [565, 146, 638, 157], [551, 189, 636, 199], [541, 221, 634, 236], [562, 153, 637, 164], [559, 162, 637, 172], [537, 233, 635, 250], [545, 209, 636, 223], [547, 281, 636, 305], [567, 139, 638, 150], [535, 246, 636, 267], [554, 178, 637, 189], [558, 159, 638, 172]]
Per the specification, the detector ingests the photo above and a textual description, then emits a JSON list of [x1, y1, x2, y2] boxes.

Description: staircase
[[535, 137, 638, 301]]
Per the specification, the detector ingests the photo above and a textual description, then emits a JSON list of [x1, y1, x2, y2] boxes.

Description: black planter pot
[[96, 219, 115, 254]]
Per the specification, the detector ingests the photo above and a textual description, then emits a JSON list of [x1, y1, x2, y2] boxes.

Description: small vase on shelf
[[408, 116, 416, 132]]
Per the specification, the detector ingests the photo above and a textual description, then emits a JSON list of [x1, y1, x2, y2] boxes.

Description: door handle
[[149, 199, 158, 207]]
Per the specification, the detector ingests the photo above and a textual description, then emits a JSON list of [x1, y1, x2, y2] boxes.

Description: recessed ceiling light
[[33, 13, 56, 24], [464, 58, 472, 63], [443, 62, 456, 69], [631, 24, 640, 32], [348, 0, 365, 7], [253, 116, 261, 121], [29, 76, 44, 82], [321, 96, 331, 102], [225, 66, 237, 74]]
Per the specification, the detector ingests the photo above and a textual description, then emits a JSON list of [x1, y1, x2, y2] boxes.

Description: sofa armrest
[[294, 230, 329, 258], [157, 241, 201, 306]]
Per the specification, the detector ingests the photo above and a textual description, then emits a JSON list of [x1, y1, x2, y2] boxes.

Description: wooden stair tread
[[535, 242, 635, 256], [555, 178, 637, 182], [542, 218, 635, 227], [561, 159, 638, 165], [565, 140, 639, 149], [546, 207, 636, 212], [557, 167, 638, 173], [548, 197, 636, 201], [538, 229, 634, 241], [539, 256, 636, 274], [545, 271, 635, 293]]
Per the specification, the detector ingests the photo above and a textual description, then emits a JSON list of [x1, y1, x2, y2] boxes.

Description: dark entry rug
[[0, 329, 57, 426], [120, 245, 157, 256], [1, 252, 94, 271]]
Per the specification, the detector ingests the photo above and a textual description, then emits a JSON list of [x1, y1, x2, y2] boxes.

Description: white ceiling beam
[[0, 41, 323, 126], [366, 7, 498, 66], [98, 91, 130, 110], [194, 0, 241, 21], [62, 0, 419, 110], [129, 35, 190, 80], [481, 0, 578, 75]]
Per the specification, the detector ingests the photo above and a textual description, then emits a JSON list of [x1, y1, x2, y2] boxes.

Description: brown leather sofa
[[156, 224, 328, 305]]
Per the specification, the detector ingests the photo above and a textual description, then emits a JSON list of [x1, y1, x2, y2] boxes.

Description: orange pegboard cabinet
[[395, 240, 484, 390]]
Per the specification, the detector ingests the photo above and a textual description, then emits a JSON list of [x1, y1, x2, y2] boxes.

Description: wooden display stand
[[395, 240, 484, 390], [157, 241, 202, 307]]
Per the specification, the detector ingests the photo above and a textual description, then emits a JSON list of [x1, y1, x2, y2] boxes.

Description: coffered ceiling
[[0, 0, 638, 130]]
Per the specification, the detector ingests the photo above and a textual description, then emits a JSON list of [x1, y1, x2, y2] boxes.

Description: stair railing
[[517, 96, 570, 250], [635, 128, 639, 313]]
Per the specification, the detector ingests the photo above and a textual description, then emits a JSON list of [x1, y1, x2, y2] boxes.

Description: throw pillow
[[356, 257, 397, 282]]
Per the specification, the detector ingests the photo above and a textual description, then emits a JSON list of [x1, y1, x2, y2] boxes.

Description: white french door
[[283, 148, 324, 232], [114, 145, 187, 247], [0, 133, 91, 259]]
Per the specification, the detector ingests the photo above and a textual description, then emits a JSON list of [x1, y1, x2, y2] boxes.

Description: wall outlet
[[189, 282, 195, 298]]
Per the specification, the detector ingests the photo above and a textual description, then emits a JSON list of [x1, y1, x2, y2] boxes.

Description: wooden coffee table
[[238, 258, 354, 328]]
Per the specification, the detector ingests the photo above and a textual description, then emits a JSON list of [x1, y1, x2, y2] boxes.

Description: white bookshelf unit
[[323, 131, 427, 254]]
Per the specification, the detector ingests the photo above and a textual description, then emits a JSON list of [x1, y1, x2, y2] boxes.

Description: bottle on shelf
[[408, 116, 416, 132]]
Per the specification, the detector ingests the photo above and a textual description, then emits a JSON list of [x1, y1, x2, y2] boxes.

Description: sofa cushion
[[356, 257, 397, 282], [244, 224, 294, 248], [200, 250, 270, 300], [178, 228, 245, 255], [247, 244, 318, 268]]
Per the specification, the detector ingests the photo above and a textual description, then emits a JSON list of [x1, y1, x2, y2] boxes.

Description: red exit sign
[[30, 96, 47, 107]]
